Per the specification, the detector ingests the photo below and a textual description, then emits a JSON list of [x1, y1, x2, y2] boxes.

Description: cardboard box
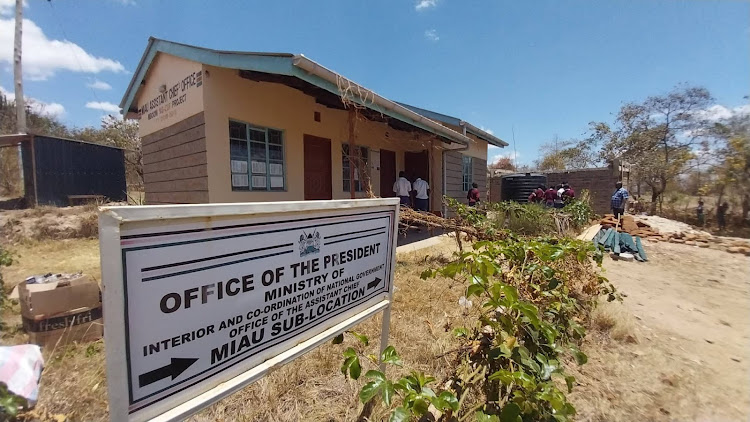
[[18, 275, 103, 349]]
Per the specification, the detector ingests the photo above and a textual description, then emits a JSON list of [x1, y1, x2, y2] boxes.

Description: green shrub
[[337, 236, 618, 421]]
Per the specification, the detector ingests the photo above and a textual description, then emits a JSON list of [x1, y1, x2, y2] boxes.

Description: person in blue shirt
[[611, 181, 629, 219]]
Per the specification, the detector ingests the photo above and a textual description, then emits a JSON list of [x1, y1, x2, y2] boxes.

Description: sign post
[[99, 199, 399, 421]]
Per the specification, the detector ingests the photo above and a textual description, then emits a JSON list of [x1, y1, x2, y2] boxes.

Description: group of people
[[527, 182, 576, 208], [696, 199, 730, 231], [393, 171, 431, 211], [393, 171, 482, 211]]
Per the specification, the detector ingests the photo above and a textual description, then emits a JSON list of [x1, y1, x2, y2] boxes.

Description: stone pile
[[598, 214, 750, 256]]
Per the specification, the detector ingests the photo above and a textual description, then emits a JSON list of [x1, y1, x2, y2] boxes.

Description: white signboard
[[99, 199, 399, 422]]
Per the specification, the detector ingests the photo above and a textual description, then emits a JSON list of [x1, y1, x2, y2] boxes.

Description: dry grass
[[590, 301, 638, 344], [3, 238, 472, 422], [1, 204, 100, 243], [192, 243, 471, 422], [1, 238, 101, 290]]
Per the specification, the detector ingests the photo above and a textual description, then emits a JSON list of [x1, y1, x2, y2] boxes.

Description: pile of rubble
[[598, 214, 750, 256]]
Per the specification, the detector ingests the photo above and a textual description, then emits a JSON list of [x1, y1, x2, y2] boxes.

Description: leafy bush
[[0, 246, 13, 304], [337, 237, 618, 421], [490, 201, 557, 235], [562, 201, 593, 230], [0, 384, 26, 420]]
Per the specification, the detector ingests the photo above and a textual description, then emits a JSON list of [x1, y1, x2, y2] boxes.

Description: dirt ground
[[570, 240, 750, 422]]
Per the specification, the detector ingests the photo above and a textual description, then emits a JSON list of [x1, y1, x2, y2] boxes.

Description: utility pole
[[14, 0, 26, 133]]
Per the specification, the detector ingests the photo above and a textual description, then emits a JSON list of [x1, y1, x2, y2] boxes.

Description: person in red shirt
[[467, 183, 481, 207], [562, 183, 575, 201], [544, 187, 557, 207], [533, 185, 545, 203]]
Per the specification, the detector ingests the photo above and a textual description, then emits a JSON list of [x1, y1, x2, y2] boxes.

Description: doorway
[[405, 150, 429, 182], [379, 149, 396, 197], [303, 135, 332, 200]]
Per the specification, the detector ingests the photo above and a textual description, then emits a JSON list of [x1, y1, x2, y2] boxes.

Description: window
[[229, 120, 285, 191], [342, 144, 369, 192], [462, 155, 473, 191]]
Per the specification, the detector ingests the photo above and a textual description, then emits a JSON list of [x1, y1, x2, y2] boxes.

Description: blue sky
[[1, 0, 748, 165]]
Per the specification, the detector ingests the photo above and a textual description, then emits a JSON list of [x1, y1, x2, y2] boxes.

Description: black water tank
[[501, 173, 548, 203]]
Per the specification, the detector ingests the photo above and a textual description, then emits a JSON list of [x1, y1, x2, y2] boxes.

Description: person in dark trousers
[[611, 181, 629, 219], [467, 183, 481, 207], [393, 171, 412, 207], [697, 199, 705, 227], [717, 202, 729, 231], [412, 176, 430, 212]]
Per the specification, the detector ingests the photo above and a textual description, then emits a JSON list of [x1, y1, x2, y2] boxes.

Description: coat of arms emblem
[[299, 229, 321, 257]]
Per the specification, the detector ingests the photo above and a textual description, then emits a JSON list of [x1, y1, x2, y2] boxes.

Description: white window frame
[[342, 144, 369, 192], [229, 120, 286, 192], [462, 155, 473, 192]]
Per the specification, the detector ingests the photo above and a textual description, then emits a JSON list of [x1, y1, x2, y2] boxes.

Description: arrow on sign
[[138, 357, 198, 388], [366, 277, 381, 290]]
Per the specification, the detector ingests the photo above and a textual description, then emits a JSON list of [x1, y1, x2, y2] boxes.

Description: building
[[0, 133, 127, 207], [120, 38, 506, 214]]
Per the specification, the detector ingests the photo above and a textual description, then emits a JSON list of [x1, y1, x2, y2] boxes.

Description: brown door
[[380, 149, 396, 197], [405, 150, 429, 182], [304, 135, 332, 200]]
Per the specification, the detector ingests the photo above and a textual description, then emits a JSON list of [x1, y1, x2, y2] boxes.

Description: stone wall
[[544, 163, 630, 214], [486, 161, 630, 215]]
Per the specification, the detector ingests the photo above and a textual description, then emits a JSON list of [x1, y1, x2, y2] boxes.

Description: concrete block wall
[[545, 164, 628, 215], [485, 162, 630, 215], [142, 112, 209, 204]]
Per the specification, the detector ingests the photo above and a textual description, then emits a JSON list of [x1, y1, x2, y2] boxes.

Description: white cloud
[[693, 104, 750, 122], [491, 151, 521, 164], [0, 0, 25, 17], [0, 17, 125, 80], [424, 29, 439, 42], [415, 0, 437, 11], [87, 79, 112, 90], [0, 84, 65, 118], [480, 126, 495, 135], [85, 101, 120, 113]]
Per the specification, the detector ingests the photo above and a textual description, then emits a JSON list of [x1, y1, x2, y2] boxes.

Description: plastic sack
[[0, 345, 44, 404]]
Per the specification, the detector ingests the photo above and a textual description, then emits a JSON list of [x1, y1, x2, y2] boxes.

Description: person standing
[[467, 183, 481, 207], [393, 171, 412, 207], [611, 181, 629, 219], [553, 184, 565, 209], [697, 199, 705, 227], [412, 176, 430, 212], [717, 202, 729, 231]]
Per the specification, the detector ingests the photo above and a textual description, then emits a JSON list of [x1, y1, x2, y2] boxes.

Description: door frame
[[303, 134, 333, 200]]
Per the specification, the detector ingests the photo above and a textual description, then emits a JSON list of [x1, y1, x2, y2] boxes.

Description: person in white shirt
[[412, 177, 430, 212], [393, 171, 412, 207]]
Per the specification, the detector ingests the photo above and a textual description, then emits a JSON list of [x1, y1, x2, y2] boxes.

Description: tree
[[588, 85, 714, 214], [710, 115, 750, 222], [488, 156, 516, 171], [534, 136, 598, 171]]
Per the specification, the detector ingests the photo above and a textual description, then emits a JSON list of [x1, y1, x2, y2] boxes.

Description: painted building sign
[[137, 55, 205, 136]]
